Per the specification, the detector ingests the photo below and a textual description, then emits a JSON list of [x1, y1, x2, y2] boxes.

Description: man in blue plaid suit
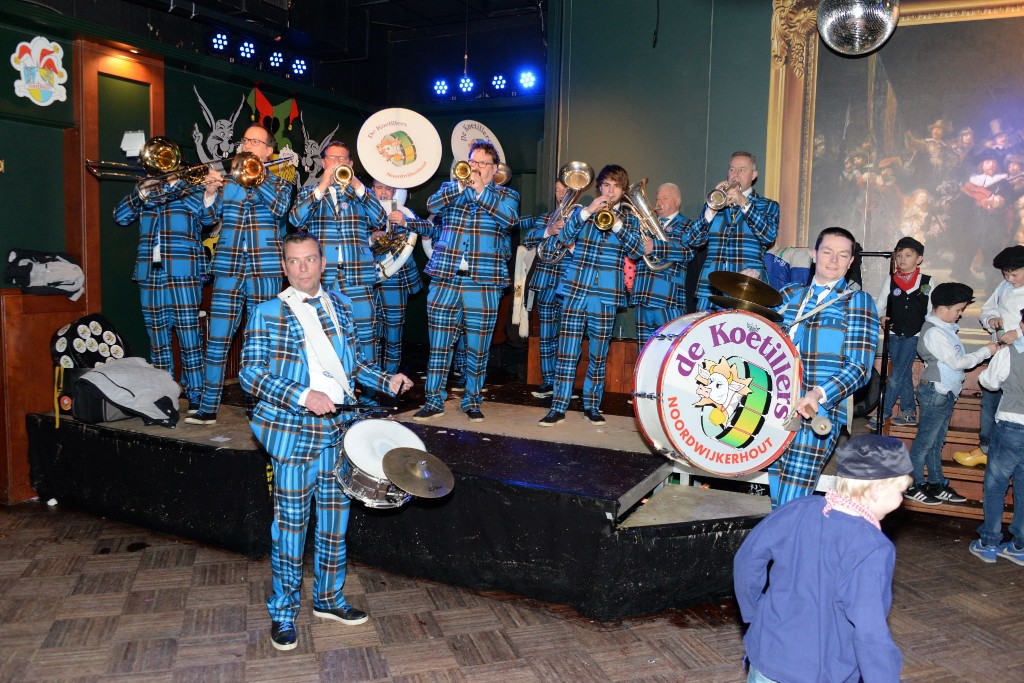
[[113, 173, 218, 409], [630, 182, 694, 348], [290, 142, 387, 380], [187, 124, 294, 425], [371, 180, 423, 374], [690, 152, 779, 311], [539, 165, 645, 427], [519, 179, 572, 397], [407, 141, 519, 423], [239, 231, 413, 651], [772, 227, 879, 508]]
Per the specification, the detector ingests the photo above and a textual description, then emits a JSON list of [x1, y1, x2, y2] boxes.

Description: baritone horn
[[535, 161, 594, 265], [706, 180, 740, 211], [623, 178, 672, 272]]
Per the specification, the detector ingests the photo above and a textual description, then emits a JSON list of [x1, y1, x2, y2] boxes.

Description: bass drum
[[336, 419, 422, 508], [633, 310, 801, 476]]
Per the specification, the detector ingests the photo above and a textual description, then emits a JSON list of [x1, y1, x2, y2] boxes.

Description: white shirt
[[979, 339, 1024, 425]]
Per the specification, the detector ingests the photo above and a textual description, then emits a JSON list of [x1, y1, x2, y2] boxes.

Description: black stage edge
[[27, 414, 273, 558], [348, 425, 765, 621]]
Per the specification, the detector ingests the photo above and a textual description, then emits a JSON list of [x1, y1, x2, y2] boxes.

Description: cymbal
[[382, 447, 455, 499], [709, 295, 783, 323], [708, 271, 783, 307]]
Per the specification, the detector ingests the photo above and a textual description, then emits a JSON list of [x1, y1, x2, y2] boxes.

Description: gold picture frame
[[766, 0, 1024, 248]]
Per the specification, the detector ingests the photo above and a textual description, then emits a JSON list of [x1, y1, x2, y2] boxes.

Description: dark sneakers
[[465, 409, 485, 422], [313, 605, 369, 625], [583, 409, 606, 425], [531, 383, 554, 398], [270, 621, 297, 651], [538, 410, 565, 427], [184, 411, 217, 425], [929, 484, 967, 504], [904, 485, 941, 506], [412, 406, 445, 422]]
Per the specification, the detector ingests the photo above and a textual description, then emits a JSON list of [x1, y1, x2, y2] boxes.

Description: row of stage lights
[[432, 70, 539, 99], [208, 31, 310, 80]]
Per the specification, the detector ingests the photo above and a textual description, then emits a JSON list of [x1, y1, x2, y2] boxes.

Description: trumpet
[[228, 151, 297, 190], [536, 161, 594, 265], [331, 164, 353, 191], [594, 200, 618, 231], [706, 180, 740, 210], [453, 160, 473, 187]]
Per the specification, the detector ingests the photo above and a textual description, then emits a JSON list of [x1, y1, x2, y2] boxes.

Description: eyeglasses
[[467, 159, 495, 168], [241, 136, 271, 147], [324, 154, 350, 162]]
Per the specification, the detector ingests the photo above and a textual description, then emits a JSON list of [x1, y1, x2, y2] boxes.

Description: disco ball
[[817, 0, 900, 56]]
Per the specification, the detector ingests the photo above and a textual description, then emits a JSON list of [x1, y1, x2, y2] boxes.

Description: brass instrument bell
[[707, 180, 740, 211]]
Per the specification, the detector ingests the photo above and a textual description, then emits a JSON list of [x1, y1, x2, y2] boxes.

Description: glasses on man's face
[[241, 136, 270, 147], [324, 155, 350, 162], [467, 159, 494, 168]]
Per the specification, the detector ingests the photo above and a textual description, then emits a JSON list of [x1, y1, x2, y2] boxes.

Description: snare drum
[[633, 310, 801, 476], [335, 419, 423, 508]]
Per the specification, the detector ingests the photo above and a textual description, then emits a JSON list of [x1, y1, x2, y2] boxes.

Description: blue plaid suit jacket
[[519, 210, 570, 292], [557, 206, 644, 308], [630, 213, 693, 307], [205, 175, 293, 278], [290, 185, 387, 288], [690, 190, 779, 302], [423, 182, 519, 286], [113, 186, 215, 281], [239, 290, 393, 462], [778, 277, 879, 425]]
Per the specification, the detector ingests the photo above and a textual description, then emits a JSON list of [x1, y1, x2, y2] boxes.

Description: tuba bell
[[536, 161, 594, 265]]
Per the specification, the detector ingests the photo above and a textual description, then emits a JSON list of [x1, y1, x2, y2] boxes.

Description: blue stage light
[[490, 74, 507, 91], [433, 79, 449, 96], [519, 70, 537, 89], [239, 41, 256, 60], [291, 58, 307, 76], [269, 51, 284, 68], [458, 75, 475, 94], [211, 32, 229, 52]]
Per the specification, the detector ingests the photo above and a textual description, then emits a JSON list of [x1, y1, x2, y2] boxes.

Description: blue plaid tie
[[306, 297, 345, 359]]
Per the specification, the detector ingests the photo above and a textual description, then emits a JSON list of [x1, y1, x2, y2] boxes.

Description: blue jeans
[[977, 419, 1024, 547], [908, 382, 956, 486], [882, 334, 918, 420], [979, 387, 1002, 452]]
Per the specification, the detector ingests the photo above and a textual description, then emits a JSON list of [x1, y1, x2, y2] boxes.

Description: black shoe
[[412, 406, 445, 422], [538, 410, 565, 427], [270, 621, 297, 650], [903, 484, 941, 506], [465, 409, 485, 422], [184, 411, 217, 425], [531, 383, 554, 398], [929, 483, 968, 504], [583, 409, 606, 425], [313, 605, 369, 625], [451, 373, 466, 392], [187, 398, 201, 415]]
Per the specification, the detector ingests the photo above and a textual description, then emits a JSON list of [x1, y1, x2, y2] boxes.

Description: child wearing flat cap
[[957, 245, 1024, 468], [908, 282, 998, 506], [734, 434, 912, 683]]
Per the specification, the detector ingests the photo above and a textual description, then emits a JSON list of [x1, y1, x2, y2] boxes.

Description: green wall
[[98, 74, 151, 358], [551, 0, 773, 218]]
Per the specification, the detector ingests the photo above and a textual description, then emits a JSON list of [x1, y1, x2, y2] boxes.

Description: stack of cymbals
[[708, 271, 784, 322]]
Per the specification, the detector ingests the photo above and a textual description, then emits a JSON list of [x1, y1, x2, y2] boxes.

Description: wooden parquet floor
[[2, 499, 1023, 682]]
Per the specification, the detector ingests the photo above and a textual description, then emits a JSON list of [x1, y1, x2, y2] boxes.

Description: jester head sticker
[[10, 36, 67, 106]]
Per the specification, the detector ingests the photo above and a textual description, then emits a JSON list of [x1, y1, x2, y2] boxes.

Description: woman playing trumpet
[[538, 164, 645, 428]]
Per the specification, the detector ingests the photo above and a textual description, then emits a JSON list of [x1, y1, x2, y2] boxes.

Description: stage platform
[[27, 400, 769, 620]]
